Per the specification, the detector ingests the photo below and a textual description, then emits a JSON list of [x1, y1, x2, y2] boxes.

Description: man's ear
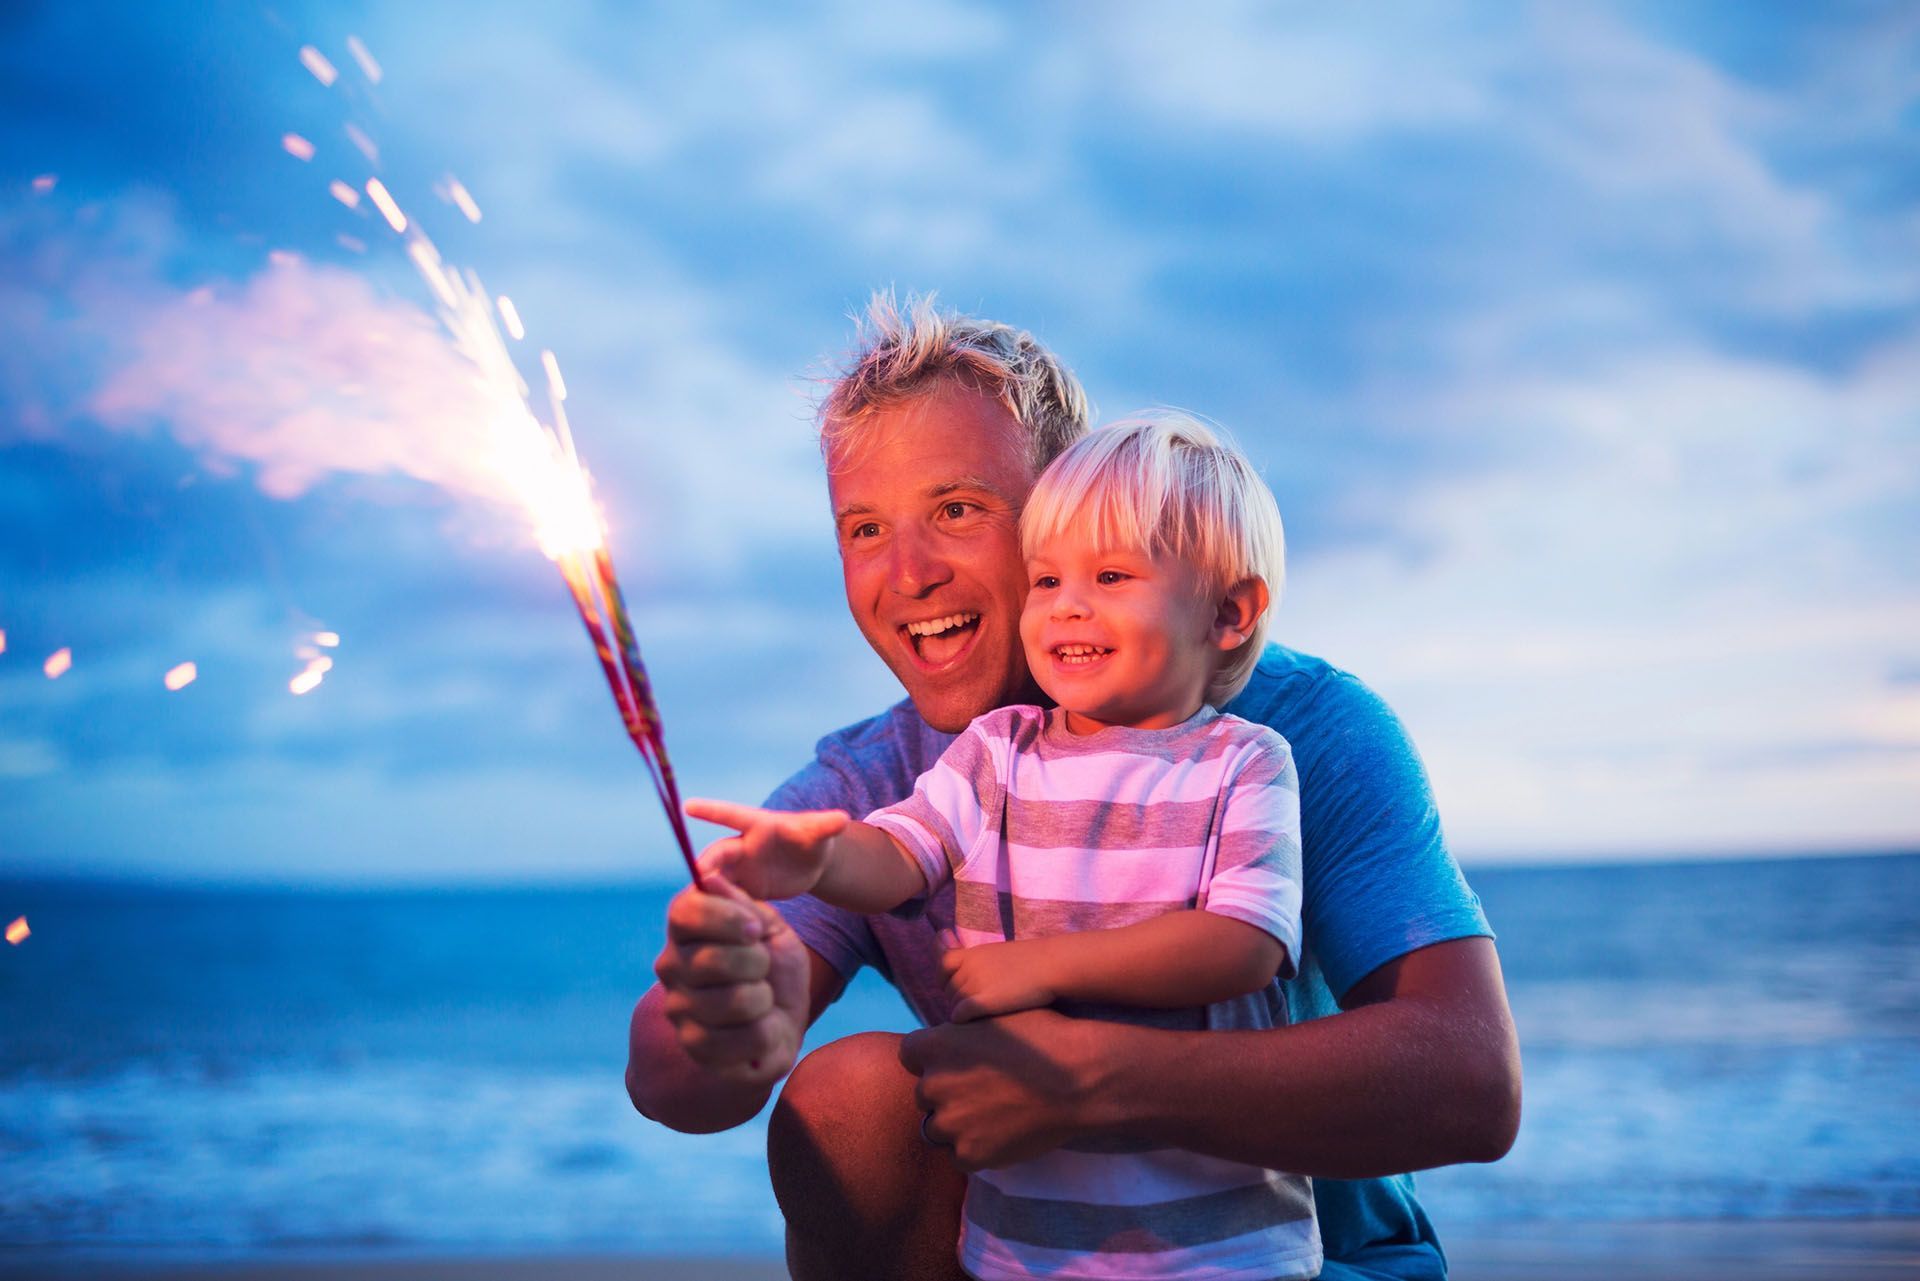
[[1210, 577, 1269, 652]]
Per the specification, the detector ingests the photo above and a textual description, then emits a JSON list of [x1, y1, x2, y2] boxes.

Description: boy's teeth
[[906, 612, 979, 637], [1055, 644, 1111, 664]]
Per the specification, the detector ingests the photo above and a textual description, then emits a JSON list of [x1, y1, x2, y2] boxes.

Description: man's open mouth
[[1053, 643, 1112, 667], [903, 612, 981, 666]]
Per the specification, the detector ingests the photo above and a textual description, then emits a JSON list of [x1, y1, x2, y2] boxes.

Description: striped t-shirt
[[866, 703, 1321, 1281]]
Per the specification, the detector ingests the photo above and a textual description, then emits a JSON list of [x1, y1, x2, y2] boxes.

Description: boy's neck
[[1059, 699, 1209, 736]]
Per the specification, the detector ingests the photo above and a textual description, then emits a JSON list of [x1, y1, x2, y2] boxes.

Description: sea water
[[1, 853, 1916, 1259]]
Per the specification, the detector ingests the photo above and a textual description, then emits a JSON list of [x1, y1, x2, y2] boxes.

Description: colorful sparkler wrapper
[[554, 546, 704, 890]]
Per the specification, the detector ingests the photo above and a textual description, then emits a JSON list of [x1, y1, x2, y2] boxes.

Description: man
[[627, 294, 1521, 1280]]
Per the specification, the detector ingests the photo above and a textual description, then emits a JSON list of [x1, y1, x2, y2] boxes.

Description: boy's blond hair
[[1021, 412, 1284, 706]]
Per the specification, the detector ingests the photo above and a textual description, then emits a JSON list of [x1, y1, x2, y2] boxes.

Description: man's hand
[[941, 941, 1055, 1023], [898, 1008, 1105, 1171], [652, 871, 811, 1088], [683, 798, 850, 901]]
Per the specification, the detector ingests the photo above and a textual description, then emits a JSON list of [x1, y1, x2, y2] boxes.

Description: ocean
[[2, 852, 1916, 1261]]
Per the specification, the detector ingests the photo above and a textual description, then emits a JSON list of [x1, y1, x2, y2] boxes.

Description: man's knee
[[769, 1032, 917, 1193], [769, 1032, 966, 1281]]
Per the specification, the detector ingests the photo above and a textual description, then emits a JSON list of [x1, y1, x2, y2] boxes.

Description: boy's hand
[[683, 798, 850, 901], [942, 940, 1056, 1023]]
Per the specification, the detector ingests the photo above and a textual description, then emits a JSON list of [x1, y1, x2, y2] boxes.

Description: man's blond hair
[[819, 291, 1091, 474], [1021, 412, 1284, 706]]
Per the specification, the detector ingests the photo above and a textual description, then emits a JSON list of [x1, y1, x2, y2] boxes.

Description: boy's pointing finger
[[683, 797, 761, 832]]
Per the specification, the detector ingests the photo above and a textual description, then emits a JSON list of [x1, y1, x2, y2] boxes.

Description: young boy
[[687, 413, 1319, 1280]]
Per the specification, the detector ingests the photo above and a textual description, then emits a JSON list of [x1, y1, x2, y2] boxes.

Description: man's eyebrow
[[834, 502, 875, 523], [930, 476, 1015, 503]]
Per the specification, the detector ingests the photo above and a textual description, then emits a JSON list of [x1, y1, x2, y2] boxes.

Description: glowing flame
[[346, 35, 383, 84], [5, 917, 26, 946], [164, 661, 198, 691], [345, 123, 380, 166], [329, 180, 362, 209], [32, 174, 56, 194], [365, 178, 407, 233], [299, 45, 338, 87], [337, 233, 367, 254], [446, 177, 482, 224], [496, 295, 525, 341], [315, 631, 341, 648], [282, 133, 316, 162], [43, 648, 71, 679]]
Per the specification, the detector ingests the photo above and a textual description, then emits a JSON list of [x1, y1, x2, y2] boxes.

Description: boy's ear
[[1209, 577, 1269, 652]]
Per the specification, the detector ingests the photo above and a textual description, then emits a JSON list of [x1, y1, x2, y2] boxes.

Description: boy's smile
[[1020, 537, 1226, 734]]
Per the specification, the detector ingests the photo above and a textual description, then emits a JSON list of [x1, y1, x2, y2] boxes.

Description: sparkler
[[286, 35, 705, 887]]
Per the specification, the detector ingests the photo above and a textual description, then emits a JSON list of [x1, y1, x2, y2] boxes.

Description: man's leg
[[768, 1031, 969, 1281]]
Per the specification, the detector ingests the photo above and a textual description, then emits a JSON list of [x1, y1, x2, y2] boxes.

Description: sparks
[[282, 132, 316, 161], [32, 174, 56, 194], [445, 177, 482, 224], [345, 123, 380, 166], [541, 350, 568, 402], [346, 34, 383, 84], [43, 648, 71, 679], [5, 917, 26, 946], [0, 628, 7, 655], [269, 249, 302, 268], [299, 44, 338, 87], [315, 631, 341, 648], [337, 233, 367, 254], [164, 662, 198, 691], [365, 178, 407, 233], [329, 179, 362, 209], [496, 295, 525, 341]]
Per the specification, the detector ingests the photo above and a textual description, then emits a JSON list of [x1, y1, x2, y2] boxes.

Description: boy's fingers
[[782, 809, 850, 841], [683, 797, 762, 833], [949, 997, 984, 1024]]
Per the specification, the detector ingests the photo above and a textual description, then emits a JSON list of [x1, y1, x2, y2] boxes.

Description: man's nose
[[887, 528, 953, 597]]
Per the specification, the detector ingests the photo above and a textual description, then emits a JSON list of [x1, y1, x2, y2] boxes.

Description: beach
[[4, 1219, 1919, 1280]]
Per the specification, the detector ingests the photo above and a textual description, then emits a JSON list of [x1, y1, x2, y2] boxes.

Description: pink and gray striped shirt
[[867, 703, 1320, 1281]]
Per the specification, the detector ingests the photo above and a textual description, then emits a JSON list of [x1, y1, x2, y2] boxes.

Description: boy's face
[[1019, 532, 1225, 734], [828, 379, 1044, 733]]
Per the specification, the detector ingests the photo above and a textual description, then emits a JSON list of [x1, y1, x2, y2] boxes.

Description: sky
[[1, 1, 1916, 883]]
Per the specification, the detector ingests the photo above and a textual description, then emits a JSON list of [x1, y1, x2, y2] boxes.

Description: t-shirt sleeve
[[763, 757, 884, 981], [1203, 736, 1304, 977], [863, 721, 1003, 903], [1292, 673, 1491, 1003]]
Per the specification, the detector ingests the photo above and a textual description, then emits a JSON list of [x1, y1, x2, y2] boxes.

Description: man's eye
[[848, 522, 880, 540], [941, 501, 973, 520]]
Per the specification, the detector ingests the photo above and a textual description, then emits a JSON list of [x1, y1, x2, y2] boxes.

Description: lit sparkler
[[292, 53, 705, 887], [5, 917, 26, 946]]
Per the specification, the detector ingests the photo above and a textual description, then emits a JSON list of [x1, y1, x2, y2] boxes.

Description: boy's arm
[[943, 910, 1284, 1021], [682, 799, 926, 913]]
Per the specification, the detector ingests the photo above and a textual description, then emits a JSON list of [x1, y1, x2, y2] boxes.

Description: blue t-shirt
[[768, 643, 1492, 1280]]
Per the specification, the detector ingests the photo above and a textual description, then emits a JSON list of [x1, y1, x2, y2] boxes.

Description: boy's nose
[[1050, 585, 1090, 620]]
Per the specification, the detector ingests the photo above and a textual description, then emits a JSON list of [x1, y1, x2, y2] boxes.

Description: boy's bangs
[[1022, 435, 1168, 562]]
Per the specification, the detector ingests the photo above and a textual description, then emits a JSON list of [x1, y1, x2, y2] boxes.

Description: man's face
[[828, 379, 1042, 733]]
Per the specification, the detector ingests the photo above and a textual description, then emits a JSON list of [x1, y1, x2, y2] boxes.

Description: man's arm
[[904, 935, 1521, 1176], [626, 877, 847, 1134]]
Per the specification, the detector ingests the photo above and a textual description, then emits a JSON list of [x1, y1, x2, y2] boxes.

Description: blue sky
[[2, 2, 1916, 882]]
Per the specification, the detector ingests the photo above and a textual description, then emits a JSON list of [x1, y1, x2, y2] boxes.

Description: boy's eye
[[1097, 570, 1130, 585], [1032, 574, 1058, 590]]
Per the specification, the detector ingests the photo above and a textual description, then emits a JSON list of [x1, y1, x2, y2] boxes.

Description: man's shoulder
[[1229, 643, 1403, 742]]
